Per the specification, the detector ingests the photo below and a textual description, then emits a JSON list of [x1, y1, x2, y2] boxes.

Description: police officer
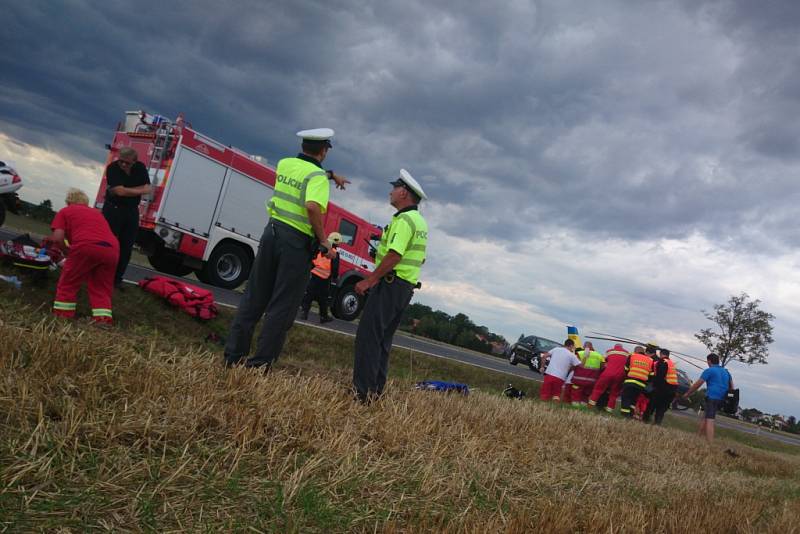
[[224, 128, 350, 369], [352, 169, 428, 402]]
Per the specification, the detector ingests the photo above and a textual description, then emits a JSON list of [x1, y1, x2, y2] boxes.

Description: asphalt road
[[3, 227, 800, 448]]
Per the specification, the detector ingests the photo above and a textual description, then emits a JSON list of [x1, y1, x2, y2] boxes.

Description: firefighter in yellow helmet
[[620, 345, 654, 418], [300, 232, 342, 323]]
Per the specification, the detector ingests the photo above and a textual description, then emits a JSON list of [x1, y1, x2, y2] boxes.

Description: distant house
[[753, 414, 788, 431]]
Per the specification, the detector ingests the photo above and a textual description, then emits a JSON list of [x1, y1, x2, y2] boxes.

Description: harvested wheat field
[[1, 286, 799, 533]]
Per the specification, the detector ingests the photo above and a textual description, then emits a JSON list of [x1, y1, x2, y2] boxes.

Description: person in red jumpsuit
[[50, 188, 119, 324], [587, 343, 629, 412]]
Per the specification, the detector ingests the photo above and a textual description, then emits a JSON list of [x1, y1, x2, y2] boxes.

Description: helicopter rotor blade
[[587, 334, 706, 369]]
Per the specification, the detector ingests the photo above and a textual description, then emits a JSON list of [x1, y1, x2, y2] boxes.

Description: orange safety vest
[[664, 358, 678, 386], [625, 353, 653, 384], [310, 252, 331, 279]]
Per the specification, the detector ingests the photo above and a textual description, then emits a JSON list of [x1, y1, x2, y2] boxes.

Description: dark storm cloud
[[4, 0, 800, 246]]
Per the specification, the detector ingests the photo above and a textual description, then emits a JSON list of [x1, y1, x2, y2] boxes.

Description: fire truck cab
[[95, 111, 381, 321]]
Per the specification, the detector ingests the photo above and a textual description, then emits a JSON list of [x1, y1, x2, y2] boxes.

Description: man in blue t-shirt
[[682, 353, 734, 443]]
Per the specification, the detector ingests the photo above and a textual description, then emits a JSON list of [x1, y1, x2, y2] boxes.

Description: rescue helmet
[[327, 232, 343, 246]]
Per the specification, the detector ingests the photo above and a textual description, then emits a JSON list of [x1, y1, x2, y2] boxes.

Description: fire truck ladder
[[147, 121, 173, 172], [140, 121, 173, 204]]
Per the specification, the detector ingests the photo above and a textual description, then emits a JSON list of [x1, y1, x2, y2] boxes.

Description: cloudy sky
[[4, 0, 800, 415]]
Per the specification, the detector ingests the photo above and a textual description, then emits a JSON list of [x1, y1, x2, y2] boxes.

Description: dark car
[[508, 334, 562, 373], [676, 368, 691, 395], [671, 368, 693, 411]]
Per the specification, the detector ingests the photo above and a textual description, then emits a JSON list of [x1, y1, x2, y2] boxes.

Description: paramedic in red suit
[[102, 146, 151, 288], [50, 188, 119, 324]]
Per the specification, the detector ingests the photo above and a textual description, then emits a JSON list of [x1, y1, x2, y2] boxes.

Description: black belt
[[269, 219, 312, 241], [383, 272, 413, 287], [105, 201, 139, 210]]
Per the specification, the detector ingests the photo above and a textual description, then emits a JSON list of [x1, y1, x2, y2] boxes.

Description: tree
[[695, 293, 775, 367], [740, 407, 763, 423], [29, 199, 56, 223], [787, 416, 798, 434]]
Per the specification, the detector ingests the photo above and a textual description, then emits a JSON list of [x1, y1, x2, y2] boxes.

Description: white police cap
[[390, 168, 427, 201], [296, 128, 334, 145]]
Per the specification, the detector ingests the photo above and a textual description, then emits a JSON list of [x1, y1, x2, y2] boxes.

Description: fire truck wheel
[[202, 242, 251, 289], [332, 283, 364, 321], [147, 250, 193, 277]]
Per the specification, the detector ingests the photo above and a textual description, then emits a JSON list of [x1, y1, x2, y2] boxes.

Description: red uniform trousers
[[570, 367, 601, 404], [588, 372, 624, 410], [53, 242, 118, 324], [540, 374, 566, 402], [635, 393, 649, 420], [561, 381, 573, 403]]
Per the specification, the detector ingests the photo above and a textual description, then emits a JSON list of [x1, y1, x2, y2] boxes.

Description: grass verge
[[1, 266, 799, 532]]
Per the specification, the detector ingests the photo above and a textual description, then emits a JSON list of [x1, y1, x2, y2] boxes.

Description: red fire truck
[[95, 111, 381, 321]]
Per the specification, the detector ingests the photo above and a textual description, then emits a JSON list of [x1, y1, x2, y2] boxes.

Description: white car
[[0, 160, 23, 226]]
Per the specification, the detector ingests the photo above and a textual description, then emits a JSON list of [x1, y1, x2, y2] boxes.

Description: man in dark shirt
[[102, 146, 151, 288], [643, 349, 679, 425]]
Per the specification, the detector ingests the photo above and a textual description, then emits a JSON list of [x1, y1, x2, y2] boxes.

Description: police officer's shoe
[[244, 362, 272, 375], [224, 355, 244, 368], [320, 315, 333, 324]]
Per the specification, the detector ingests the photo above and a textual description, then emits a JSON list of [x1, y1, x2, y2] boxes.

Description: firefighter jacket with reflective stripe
[[624, 353, 653, 386], [664, 357, 678, 386], [376, 207, 428, 285], [311, 252, 332, 279], [267, 157, 329, 237]]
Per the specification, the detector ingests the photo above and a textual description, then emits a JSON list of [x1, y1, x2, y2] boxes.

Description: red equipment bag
[[138, 276, 218, 320]]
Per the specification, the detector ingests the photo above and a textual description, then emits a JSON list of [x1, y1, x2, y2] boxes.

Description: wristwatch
[[326, 170, 334, 180]]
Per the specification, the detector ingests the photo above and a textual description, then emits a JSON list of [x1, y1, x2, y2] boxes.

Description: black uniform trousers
[[102, 203, 139, 285], [302, 275, 332, 318], [225, 220, 312, 368], [353, 276, 414, 400], [644, 385, 677, 425], [620, 382, 646, 418]]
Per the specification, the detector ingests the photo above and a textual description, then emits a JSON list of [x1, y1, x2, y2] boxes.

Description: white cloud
[[0, 132, 104, 210]]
